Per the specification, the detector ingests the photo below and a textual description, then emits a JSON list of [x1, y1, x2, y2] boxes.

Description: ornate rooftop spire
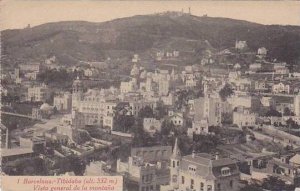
[[171, 138, 181, 159]]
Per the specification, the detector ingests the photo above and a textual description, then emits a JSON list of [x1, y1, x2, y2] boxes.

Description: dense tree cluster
[[219, 83, 234, 101], [240, 176, 295, 191]]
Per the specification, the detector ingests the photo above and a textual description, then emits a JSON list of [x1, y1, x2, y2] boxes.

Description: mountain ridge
[[2, 13, 300, 68]]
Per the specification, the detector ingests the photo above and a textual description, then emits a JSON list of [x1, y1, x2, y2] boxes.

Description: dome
[[40, 103, 53, 111]]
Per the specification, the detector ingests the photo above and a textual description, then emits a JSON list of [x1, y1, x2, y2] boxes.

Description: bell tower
[[72, 76, 83, 109], [170, 138, 181, 189]]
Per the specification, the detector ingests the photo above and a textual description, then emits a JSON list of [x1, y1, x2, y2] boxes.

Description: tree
[[67, 155, 86, 176], [154, 102, 168, 119], [222, 112, 233, 124], [3, 157, 46, 175], [219, 83, 234, 101], [113, 102, 136, 132], [240, 184, 264, 191], [114, 115, 135, 132], [286, 118, 299, 129], [193, 134, 223, 153], [138, 106, 154, 119], [72, 129, 91, 145], [266, 108, 282, 117], [283, 107, 294, 116], [161, 120, 175, 136], [46, 92, 55, 105], [261, 176, 294, 191]]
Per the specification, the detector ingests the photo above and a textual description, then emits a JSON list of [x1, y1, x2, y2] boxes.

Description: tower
[[170, 138, 181, 189], [72, 76, 83, 109], [294, 94, 300, 116]]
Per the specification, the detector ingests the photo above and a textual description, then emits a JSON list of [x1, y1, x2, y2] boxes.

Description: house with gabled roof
[[162, 138, 240, 191]]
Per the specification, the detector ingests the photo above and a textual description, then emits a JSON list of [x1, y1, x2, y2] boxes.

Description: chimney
[[215, 152, 219, 160], [192, 150, 196, 158]]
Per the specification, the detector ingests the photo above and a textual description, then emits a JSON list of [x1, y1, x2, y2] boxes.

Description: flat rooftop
[[2, 148, 34, 157]]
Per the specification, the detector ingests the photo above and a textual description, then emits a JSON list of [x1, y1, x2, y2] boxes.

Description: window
[[173, 161, 175, 168], [207, 185, 212, 191], [177, 161, 180, 166], [200, 182, 204, 191], [188, 165, 196, 173], [181, 176, 185, 184], [221, 167, 231, 176], [190, 179, 194, 189], [142, 176, 145, 182], [230, 180, 233, 188], [217, 183, 221, 190], [172, 175, 177, 183]]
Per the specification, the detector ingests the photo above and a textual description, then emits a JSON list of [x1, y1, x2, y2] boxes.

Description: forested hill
[[2, 12, 300, 67]]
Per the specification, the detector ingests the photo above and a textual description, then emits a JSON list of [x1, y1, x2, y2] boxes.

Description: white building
[[162, 139, 240, 191], [294, 94, 300, 117], [158, 78, 170, 96], [120, 78, 138, 94], [53, 92, 72, 111], [261, 96, 275, 107], [129, 100, 157, 117], [117, 146, 172, 191], [24, 72, 38, 80], [84, 68, 99, 77], [272, 82, 290, 94], [168, 112, 184, 127], [19, 63, 40, 72], [187, 119, 209, 137], [257, 47, 267, 56], [233, 107, 256, 128], [193, 96, 222, 126], [185, 78, 198, 87], [72, 77, 84, 109], [249, 63, 262, 72], [130, 64, 140, 76], [103, 114, 114, 130], [235, 40, 247, 50], [143, 118, 162, 134], [85, 161, 110, 176], [71, 78, 119, 126], [27, 84, 49, 102], [132, 54, 140, 63], [161, 93, 175, 106]]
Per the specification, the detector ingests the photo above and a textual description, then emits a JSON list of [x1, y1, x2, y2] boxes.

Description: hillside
[[2, 12, 300, 68]]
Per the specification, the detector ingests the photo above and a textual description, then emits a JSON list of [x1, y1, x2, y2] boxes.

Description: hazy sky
[[1, 0, 300, 30]]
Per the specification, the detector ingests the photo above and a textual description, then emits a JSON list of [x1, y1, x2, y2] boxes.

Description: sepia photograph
[[1, 0, 300, 190]]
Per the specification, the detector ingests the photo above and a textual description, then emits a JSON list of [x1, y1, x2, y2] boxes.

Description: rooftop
[[2, 148, 34, 157], [181, 153, 239, 179]]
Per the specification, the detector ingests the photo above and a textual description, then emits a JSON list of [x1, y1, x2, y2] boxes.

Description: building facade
[[163, 139, 240, 191]]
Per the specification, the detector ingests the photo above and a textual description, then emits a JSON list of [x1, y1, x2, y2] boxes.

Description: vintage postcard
[[1, 0, 300, 191]]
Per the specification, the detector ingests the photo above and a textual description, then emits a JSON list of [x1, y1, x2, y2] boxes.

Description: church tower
[[72, 76, 83, 109], [170, 138, 181, 189]]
